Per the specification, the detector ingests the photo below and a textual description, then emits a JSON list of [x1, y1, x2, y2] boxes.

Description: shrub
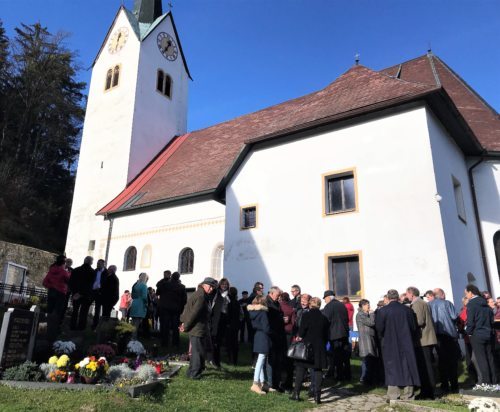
[[2, 361, 43, 381], [52, 341, 76, 355], [88, 344, 116, 359], [135, 364, 157, 382], [107, 364, 136, 382], [39, 363, 57, 379], [115, 321, 135, 339]]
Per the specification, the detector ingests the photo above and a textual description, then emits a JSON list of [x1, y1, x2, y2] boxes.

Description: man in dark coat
[[100, 265, 120, 318], [375, 289, 420, 401], [69, 256, 95, 330], [91, 259, 109, 329], [322, 290, 349, 379], [266, 286, 286, 391], [180, 277, 218, 380], [465, 284, 497, 384], [157, 271, 187, 347], [289, 284, 301, 311]]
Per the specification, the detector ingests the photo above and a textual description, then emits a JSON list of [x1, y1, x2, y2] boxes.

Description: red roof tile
[[380, 54, 500, 152], [100, 55, 499, 215]]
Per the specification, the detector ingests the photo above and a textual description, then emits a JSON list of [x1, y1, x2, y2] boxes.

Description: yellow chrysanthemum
[[74, 363, 80, 370], [48, 356, 58, 365]]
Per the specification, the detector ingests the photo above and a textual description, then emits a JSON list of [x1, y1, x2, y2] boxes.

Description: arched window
[[123, 246, 137, 271], [140, 245, 152, 268], [156, 69, 172, 98], [156, 70, 164, 92], [105, 69, 113, 90], [112, 65, 120, 87], [211, 243, 224, 279], [179, 248, 194, 274], [494, 231, 500, 278], [164, 74, 172, 98]]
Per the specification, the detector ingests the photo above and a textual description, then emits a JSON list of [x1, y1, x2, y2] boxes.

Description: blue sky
[[1, 0, 499, 131]]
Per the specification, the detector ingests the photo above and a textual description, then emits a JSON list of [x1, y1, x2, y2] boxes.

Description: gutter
[[104, 217, 114, 266], [467, 156, 492, 292]]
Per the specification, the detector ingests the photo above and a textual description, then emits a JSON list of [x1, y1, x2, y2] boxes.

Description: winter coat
[[356, 310, 378, 358], [119, 292, 132, 310], [322, 298, 349, 341], [296, 308, 329, 370], [466, 295, 494, 341], [129, 282, 148, 319], [68, 263, 95, 297], [345, 302, 355, 327], [248, 304, 271, 354], [227, 297, 242, 332], [156, 280, 187, 313], [100, 272, 120, 307], [180, 286, 209, 338], [43, 265, 70, 295], [375, 301, 420, 387], [266, 296, 286, 349], [280, 301, 296, 335], [210, 291, 224, 337], [410, 297, 437, 346]]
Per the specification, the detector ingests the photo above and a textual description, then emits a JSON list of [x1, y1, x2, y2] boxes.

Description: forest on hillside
[[0, 20, 85, 252]]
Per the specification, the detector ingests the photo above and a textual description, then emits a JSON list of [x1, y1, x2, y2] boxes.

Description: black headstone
[[0, 306, 39, 370]]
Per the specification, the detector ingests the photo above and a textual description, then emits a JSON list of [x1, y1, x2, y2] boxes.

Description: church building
[[66, 0, 500, 306]]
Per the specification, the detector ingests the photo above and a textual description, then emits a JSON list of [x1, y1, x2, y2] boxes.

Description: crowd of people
[[43, 255, 500, 403]]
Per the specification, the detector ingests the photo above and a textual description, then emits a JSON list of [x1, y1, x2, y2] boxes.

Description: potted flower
[[75, 356, 109, 384]]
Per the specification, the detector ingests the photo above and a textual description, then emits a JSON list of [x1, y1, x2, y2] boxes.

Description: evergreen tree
[[0, 21, 85, 251]]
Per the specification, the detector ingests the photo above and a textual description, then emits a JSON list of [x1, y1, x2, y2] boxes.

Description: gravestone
[[0, 306, 40, 370]]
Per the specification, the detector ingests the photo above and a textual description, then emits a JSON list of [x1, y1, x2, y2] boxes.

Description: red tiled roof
[[100, 55, 499, 215], [380, 54, 500, 152]]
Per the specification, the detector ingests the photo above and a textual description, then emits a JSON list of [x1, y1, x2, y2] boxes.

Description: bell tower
[[66, 0, 190, 264]]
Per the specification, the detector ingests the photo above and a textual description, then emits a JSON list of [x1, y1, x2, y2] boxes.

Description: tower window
[[240, 205, 257, 229], [156, 69, 172, 98], [105, 65, 121, 91]]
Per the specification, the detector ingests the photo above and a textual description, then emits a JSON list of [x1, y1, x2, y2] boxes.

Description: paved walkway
[[305, 387, 388, 411]]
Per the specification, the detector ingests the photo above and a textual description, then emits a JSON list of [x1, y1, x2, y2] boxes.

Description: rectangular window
[[328, 255, 361, 298], [452, 176, 466, 223], [241, 205, 257, 229], [88, 240, 96, 251], [324, 170, 357, 214]]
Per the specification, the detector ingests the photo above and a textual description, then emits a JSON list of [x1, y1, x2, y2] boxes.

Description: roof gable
[[99, 64, 438, 215]]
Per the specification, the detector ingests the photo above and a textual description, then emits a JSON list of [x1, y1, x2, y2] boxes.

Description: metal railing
[[0, 283, 48, 306]]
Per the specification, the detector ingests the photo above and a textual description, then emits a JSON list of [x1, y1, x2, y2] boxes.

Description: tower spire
[[133, 0, 163, 24]]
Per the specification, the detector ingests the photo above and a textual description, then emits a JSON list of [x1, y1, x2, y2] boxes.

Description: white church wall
[[129, 15, 189, 181], [426, 112, 486, 305], [66, 9, 141, 265], [470, 159, 500, 298], [224, 106, 453, 305], [105, 200, 225, 296]]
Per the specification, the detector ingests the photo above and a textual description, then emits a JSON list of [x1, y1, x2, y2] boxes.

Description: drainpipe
[[104, 216, 114, 267], [468, 156, 492, 292]]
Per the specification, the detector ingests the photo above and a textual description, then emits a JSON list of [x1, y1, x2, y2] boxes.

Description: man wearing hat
[[322, 290, 349, 380], [180, 277, 218, 379]]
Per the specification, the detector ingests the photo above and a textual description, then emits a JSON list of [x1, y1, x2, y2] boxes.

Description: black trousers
[[470, 335, 497, 384], [328, 338, 349, 380], [70, 296, 92, 330], [295, 366, 322, 394], [188, 336, 206, 379], [283, 334, 295, 389], [226, 326, 239, 365], [269, 344, 285, 388], [436, 335, 459, 391], [92, 291, 102, 328], [159, 308, 180, 346], [415, 344, 435, 398]]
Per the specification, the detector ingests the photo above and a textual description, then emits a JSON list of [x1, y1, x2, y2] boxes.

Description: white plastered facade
[[66, 9, 188, 266], [223, 106, 489, 307]]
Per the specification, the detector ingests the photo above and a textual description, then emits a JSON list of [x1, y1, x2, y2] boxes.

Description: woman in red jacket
[[43, 255, 70, 329]]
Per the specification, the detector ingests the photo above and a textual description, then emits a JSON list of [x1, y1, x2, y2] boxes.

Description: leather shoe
[[315, 392, 321, 404], [289, 391, 302, 401]]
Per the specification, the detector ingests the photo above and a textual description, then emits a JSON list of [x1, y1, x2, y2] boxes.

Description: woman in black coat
[[248, 295, 272, 395], [291, 297, 330, 404]]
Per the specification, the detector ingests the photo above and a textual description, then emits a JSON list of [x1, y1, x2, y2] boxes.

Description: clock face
[[108, 27, 129, 54], [157, 32, 178, 61]]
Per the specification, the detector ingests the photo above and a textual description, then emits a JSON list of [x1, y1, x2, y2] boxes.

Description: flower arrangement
[[146, 359, 169, 375], [107, 364, 136, 383], [38, 355, 71, 382], [108, 364, 158, 387], [126, 340, 146, 356], [39, 363, 57, 379], [48, 369, 67, 383], [468, 397, 500, 411], [52, 340, 76, 355], [75, 356, 109, 382], [88, 344, 116, 359]]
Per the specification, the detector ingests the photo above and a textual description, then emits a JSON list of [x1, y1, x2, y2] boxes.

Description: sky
[[1, 0, 499, 132]]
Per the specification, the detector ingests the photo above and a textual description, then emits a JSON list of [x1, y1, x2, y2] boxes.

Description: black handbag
[[287, 340, 314, 362]]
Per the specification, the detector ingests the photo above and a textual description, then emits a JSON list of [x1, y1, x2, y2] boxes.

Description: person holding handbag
[[290, 297, 329, 404]]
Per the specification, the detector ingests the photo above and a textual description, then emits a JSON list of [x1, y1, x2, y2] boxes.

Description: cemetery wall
[[0, 241, 55, 286]]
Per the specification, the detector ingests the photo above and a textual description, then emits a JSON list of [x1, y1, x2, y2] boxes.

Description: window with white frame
[[105, 65, 120, 91]]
